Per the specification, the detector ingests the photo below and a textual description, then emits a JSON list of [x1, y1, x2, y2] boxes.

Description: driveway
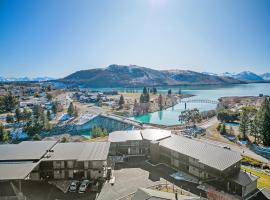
[[96, 161, 206, 200]]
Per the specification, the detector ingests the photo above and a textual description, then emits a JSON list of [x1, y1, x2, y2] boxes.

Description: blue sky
[[0, 0, 270, 78]]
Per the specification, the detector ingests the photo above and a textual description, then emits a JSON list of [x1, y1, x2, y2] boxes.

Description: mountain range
[[58, 64, 258, 87], [0, 76, 55, 82], [1, 65, 269, 87]]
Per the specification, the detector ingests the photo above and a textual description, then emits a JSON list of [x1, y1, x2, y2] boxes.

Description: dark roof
[[43, 142, 110, 161], [0, 141, 57, 161], [0, 162, 39, 180], [230, 170, 258, 186], [160, 135, 242, 171]]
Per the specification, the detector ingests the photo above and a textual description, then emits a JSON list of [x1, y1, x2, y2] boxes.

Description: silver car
[[78, 180, 90, 193], [69, 181, 79, 192]]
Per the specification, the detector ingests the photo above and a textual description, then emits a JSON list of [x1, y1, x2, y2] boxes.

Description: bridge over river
[[179, 99, 219, 104]]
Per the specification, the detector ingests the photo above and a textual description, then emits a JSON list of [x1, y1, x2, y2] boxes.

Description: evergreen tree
[[52, 102, 58, 114], [178, 88, 182, 95], [47, 110, 51, 120], [0, 122, 8, 141], [15, 108, 22, 122], [67, 102, 75, 116], [22, 108, 31, 121], [239, 108, 249, 139], [119, 95, 125, 108], [256, 97, 270, 145], [158, 94, 163, 110], [153, 87, 157, 94], [6, 114, 14, 123], [168, 89, 172, 96], [143, 87, 148, 95], [3, 92, 17, 112]]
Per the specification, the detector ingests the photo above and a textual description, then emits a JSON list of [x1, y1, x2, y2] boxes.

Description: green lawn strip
[[241, 166, 270, 189]]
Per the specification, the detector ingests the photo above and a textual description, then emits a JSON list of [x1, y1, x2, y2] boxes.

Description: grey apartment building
[[0, 141, 110, 181], [109, 129, 258, 198]]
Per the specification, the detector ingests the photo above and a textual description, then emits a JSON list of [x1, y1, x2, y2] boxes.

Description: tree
[[32, 134, 41, 141], [256, 97, 270, 145], [168, 89, 172, 96], [1, 92, 18, 112], [91, 126, 107, 138], [140, 87, 150, 103], [118, 95, 125, 109], [217, 109, 239, 122], [179, 108, 202, 125], [52, 102, 58, 114], [67, 102, 75, 116], [143, 87, 148, 95], [153, 87, 157, 94], [250, 118, 260, 144], [239, 108, 249, 140], [178, 88, 182, 95], [15, 108, 22, 122], [22, 108, 32, 121], [47, 110, 51, 120], [0, 122, 9, 142], [46, 85, 52, 92], [239, 106, 257, 140], [6, 114, 14, 123], [220, 123, 226, 134], [158, 94, 163, 110]]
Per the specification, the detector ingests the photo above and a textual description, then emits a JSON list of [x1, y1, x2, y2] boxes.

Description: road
[[197, 117, 270, 165]]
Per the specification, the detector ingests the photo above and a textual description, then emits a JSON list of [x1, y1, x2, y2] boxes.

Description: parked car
[[69, 181, 79, 192], [78, 180, 90, 193]]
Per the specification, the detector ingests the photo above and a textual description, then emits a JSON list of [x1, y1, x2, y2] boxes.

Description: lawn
[[241, 166, 270, 189]]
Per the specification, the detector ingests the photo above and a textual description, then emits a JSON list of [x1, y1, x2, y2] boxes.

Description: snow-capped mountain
[[59, 64, 244, 87], [0, 76, 55, 82], [221, 71, 264, 82], [261, 73, 270, 81]]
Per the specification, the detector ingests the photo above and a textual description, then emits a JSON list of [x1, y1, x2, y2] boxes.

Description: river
[[130, 83, 270, 125]]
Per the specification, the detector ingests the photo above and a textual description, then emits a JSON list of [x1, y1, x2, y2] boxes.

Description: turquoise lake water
[[129, 83, 270, 125]]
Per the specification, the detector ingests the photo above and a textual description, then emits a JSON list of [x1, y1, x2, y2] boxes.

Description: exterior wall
[[37, 160, 108, 181], [109, 141, 144, 156], [242, 181, 257, 197]]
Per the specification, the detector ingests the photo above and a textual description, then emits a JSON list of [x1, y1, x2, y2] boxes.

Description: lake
[[130, 83, 270, 125]]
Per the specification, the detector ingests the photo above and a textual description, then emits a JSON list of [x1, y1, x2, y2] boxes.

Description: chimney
[[175, 192, 178, 200]]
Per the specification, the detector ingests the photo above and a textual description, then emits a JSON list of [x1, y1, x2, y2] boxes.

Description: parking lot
[[97, 160, 206, 200], [1, 180, 97, 200]]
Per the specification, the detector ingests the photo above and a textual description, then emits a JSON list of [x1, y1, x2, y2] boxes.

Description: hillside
[[222, 71, 264, 82], [59, 64, 245, 87]]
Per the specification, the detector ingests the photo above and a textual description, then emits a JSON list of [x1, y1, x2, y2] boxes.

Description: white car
[[69, 181, 79, 192], [78, 180, 90, 193]]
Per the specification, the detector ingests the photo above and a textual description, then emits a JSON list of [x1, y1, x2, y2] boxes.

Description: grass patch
[[241, 166, 270, 189], [241, 155, 264, 166]]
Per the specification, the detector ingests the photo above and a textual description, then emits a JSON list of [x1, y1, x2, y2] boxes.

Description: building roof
[[132, 188, 200, 200], [0, 162, 39, 180], [160, 135, 242, 171], [108, 130, 142, 142], [261, 188, 270, 199], [141, 129, 171, 141], [43, 142, 110, 161], [0, 141, 57, 161], [230, 170, 258, 186]]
